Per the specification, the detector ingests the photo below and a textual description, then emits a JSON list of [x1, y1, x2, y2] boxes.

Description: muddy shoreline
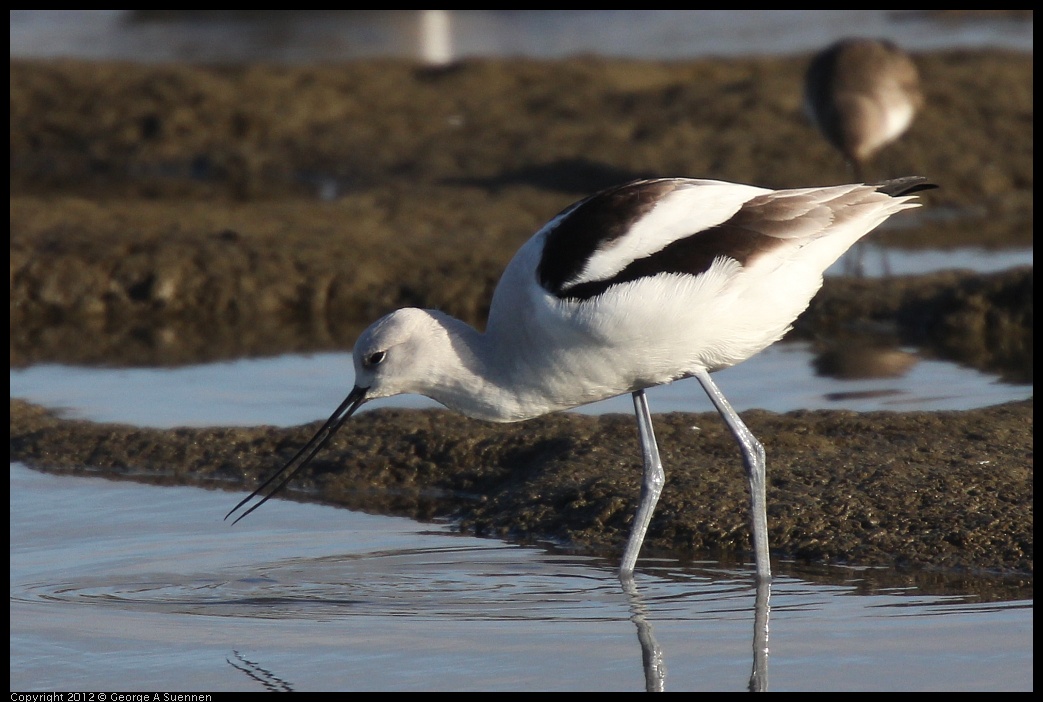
[[8, 52, 1033, 579], [10, 397, 1033, 582]]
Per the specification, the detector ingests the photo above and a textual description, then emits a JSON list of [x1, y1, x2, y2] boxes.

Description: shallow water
[[9, 336, 1033, 430], [824, 244, 1032, 279], [9, 464, 1032, 692]]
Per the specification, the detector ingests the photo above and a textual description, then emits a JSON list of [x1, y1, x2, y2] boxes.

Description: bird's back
[[483, 178, 929, 409]]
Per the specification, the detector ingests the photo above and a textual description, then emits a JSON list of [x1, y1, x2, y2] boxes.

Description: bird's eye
[[366, 351, 387, 367]]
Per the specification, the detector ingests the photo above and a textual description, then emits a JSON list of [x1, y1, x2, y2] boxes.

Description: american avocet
[[804, 38, 923, 183], [227, 176, 935, 583]]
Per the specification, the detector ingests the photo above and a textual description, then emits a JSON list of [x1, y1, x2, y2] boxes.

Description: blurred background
[[9, 10, 1035, 63]]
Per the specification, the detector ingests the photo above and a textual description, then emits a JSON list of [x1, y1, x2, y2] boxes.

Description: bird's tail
[[872, 176, 938, 198]]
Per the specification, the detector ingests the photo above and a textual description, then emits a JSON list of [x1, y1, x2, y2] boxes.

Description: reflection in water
[[621, 575, 667, 691], [217, 573, 772, 692], [621, 574, 771, 692], [227, 650, 295, 692], [812, 334, 921, 402], [748, 580, 771, 693], [813, 342, 919, 380]]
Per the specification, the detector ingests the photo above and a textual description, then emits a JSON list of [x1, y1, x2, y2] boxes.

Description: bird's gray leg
[[693, 369, 772, 582], [619, 389, 665, 580]]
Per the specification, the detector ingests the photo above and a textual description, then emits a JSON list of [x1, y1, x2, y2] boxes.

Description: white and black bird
[[227, 176, 935, 583], [804, 38, 923, 182]]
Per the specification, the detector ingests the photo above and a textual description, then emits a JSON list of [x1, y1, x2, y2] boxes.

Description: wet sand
[[8, 51, 1033, 577]]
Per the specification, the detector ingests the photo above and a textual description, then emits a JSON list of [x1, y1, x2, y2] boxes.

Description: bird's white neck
[[409, 311, 548, 422]]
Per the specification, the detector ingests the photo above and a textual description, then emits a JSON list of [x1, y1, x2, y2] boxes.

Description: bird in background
[[226, 176, 935, 584], [804, 37, 923, 183]]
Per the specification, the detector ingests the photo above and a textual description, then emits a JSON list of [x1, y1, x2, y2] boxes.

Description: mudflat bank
[[10, 395, 1033, 590]]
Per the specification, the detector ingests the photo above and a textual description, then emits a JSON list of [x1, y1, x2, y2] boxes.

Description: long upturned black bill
[[225, 385, 369, 525]]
